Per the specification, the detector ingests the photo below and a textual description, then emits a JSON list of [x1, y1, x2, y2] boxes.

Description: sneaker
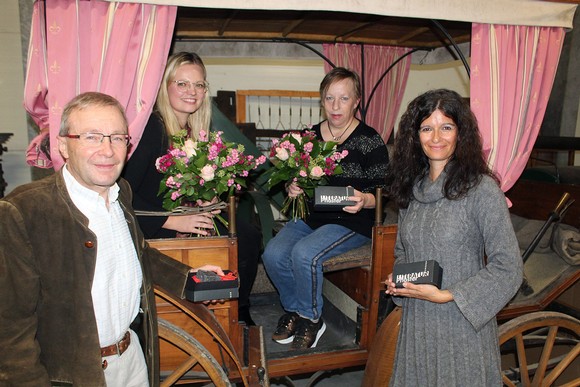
[[272, 312, 299, 344], [291, 317, 326, 350]]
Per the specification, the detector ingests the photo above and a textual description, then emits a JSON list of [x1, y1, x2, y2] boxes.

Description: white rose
[[200, 165, 215, 181], [291, 133, 302, 144], [275, 147, 289, 161], [183, 139, 198, 158]]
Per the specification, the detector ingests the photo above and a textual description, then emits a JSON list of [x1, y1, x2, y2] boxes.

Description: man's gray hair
[[59, 92, 128, 136]]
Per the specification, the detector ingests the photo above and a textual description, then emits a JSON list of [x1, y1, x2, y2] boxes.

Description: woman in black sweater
[[122, 52, 259, 325], [262, 67, 389, 349]]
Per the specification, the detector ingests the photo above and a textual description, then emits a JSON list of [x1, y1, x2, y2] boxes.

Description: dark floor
[[251, 293, 359, 357], [249, 292, 365, 386]]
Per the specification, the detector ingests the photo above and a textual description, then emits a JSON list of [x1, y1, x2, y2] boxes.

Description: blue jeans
[[262, 220, 370, 320]]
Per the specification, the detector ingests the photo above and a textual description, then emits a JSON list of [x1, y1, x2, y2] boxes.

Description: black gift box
[[314, 186, 356, 211], [392, 260, 443, 289], [185, 270, 239, 302]]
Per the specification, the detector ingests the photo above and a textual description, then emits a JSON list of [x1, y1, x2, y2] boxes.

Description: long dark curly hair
[[386, 89, 497, 208]]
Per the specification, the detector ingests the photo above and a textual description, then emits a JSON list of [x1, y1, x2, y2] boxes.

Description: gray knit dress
[[390, 172, 523, 386]]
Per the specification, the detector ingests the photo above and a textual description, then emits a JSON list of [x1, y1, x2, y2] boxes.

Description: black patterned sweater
[[304, 121, 389, 238]]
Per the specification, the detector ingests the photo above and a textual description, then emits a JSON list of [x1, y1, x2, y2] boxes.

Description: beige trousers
[[103, 329, 149, 387]]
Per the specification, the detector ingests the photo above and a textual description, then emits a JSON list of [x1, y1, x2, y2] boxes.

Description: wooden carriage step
[[322, 242, 372, 273]]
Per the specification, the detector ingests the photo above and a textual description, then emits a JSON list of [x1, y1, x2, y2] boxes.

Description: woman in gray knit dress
[[384, 89, 523, 386]]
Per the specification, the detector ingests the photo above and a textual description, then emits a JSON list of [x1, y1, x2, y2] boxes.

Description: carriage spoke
[[158, 318, 231, 387], [556, 377, 580, 387], [161, 357, 200, 386], [531, 325, 557, 386], [543, 343, 580, 387], [502, 374, 518, 387], [515, 333, 531, 386]]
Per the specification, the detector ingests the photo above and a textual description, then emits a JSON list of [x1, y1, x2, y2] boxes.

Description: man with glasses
[[0, 92, 222, 386]]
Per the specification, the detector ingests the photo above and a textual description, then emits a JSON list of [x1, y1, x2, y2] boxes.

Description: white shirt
[[63, 166, 143, 347]]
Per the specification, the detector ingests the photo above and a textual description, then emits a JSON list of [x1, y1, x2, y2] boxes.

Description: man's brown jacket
[[0, 170, 191, 386]]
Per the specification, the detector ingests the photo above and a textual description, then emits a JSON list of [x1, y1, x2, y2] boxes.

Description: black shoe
[[238, 307, 256, 326], [272, 312, 299, 344], [291, 317, 326, 350]]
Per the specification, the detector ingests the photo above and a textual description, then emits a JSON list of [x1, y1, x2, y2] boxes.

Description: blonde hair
[[155, 52, 211, 141]]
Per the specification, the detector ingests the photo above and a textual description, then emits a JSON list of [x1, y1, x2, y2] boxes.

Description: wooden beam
[[398, 27, 430, 44], [281, 15, 307, 37], [218, 10, 238, 36], [336, 21, 380, 41], [173, 30, 469, 48]]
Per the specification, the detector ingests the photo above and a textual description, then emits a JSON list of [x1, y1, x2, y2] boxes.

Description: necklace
[[328, 116, 355, 142]]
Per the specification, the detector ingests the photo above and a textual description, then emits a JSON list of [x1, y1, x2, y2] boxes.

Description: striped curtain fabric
[[470, 23, 565, 194], [322, 43, 412, 143], [24, 0, 177, 170]]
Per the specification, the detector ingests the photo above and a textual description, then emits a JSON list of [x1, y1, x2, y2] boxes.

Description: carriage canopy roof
[[114, 0, 577, 48]]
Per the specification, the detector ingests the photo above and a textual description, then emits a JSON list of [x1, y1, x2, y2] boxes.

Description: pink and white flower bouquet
[[267, 130, 348, 220], [156, 130, 267, 216]]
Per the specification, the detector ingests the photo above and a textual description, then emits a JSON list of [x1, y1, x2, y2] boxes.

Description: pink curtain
[[24, 0, 177, 170], [470, 23, 565, 193], [323, 43, 411, 142]]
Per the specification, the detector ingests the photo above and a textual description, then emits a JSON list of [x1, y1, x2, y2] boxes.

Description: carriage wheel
[[158, 318, 231, 386], [499, 311, 580, 387]]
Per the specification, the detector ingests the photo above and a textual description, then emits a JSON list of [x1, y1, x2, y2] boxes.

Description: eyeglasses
[[172, 80, 209, 93], [64, 133, 131, 147]]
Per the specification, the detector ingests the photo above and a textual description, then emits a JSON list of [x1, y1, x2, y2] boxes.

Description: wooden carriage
[[148, 197, 267, 386], [497, 180, 580, 387], [113, 84, 579, 385], [146, 87, 579, 386], [149, 178, 580, 386], [147, 192, 398, 386], [13, 0, 579, 384]]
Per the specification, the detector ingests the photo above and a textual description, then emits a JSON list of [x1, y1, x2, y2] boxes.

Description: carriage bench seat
[[322, 242, 372, 273], [320, 195, 398, 274]]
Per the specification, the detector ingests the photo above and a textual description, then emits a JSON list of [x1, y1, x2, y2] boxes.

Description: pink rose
[[309, 166, 324, 179]]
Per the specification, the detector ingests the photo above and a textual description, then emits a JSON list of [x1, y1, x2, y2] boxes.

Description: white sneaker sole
[[310, 321, 327, 348], [274, 335, 295, 344]]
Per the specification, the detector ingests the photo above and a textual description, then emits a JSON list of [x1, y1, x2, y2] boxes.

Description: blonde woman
[[122, 52, 259, 325]]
